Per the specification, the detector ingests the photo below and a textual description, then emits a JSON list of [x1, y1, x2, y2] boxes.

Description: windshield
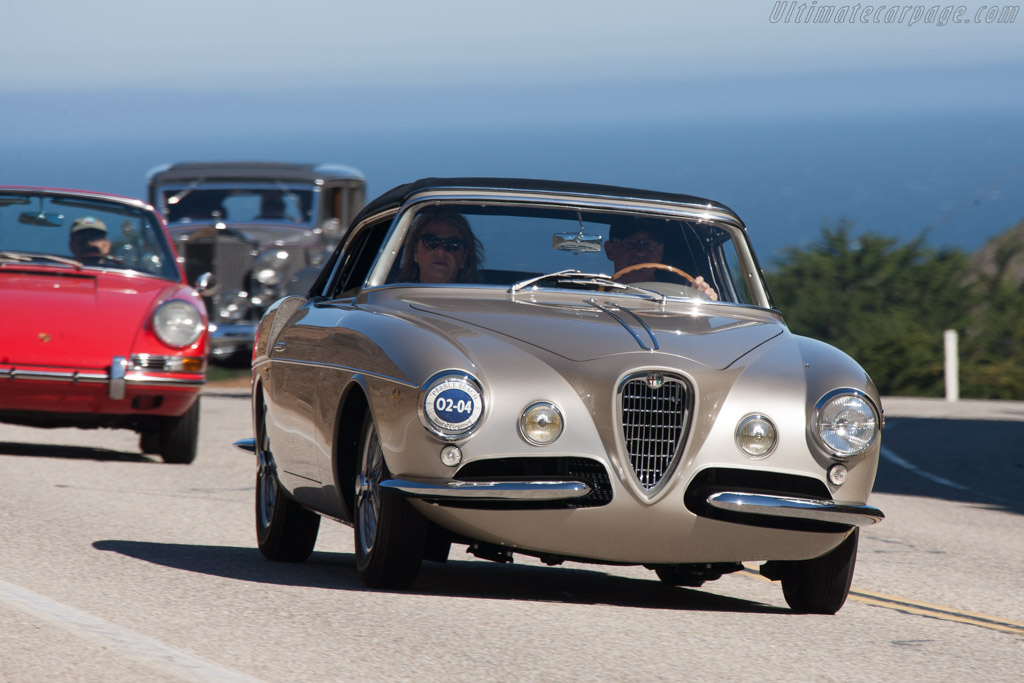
[[0, 191, 181, 280], [157, 182, 316, 226], [375, 203, 761, 305]]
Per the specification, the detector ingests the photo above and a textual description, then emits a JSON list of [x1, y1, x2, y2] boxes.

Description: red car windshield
[[0, 191, 181, 280]]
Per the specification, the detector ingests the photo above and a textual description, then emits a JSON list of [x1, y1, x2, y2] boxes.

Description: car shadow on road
[[92, 540, 787, 614], [0, 441, 152, 462]]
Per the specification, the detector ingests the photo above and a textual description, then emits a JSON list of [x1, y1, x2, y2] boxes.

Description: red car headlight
[[152, 300, 204, 348]]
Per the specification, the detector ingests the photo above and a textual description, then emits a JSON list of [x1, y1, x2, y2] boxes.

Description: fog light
[[519, 402, 563, 445], [736, 414, 777, 458], [828, 464, 848, 486], [440, 445, 462, 467]]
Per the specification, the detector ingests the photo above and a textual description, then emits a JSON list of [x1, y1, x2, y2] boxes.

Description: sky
[[1, 1, 1022, 256]]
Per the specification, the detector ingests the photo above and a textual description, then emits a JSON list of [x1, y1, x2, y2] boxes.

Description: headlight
[[519, 402, 563, 445], [419, 372, 484, 440], [253, 249, 290, 287], [152, 300, 204, 348], [735, 414, 777, 458], [814, 390, 879, 457]]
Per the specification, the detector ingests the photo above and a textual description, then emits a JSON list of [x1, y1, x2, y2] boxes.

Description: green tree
[[768, 221, 970, 396], [959, 233, 1024, 399]]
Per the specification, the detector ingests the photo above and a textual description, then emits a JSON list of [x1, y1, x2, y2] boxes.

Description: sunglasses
[[419, 233, 466, 253], [612, 238, 662, 251]]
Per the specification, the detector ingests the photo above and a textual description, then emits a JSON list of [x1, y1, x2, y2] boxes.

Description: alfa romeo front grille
[[620, 373, 691, 491]]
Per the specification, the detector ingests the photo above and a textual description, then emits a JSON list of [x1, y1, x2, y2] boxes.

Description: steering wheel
[[612, 262, 695, 283]]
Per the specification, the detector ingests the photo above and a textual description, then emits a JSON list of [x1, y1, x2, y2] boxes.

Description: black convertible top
[[353, 177, 741, 226]]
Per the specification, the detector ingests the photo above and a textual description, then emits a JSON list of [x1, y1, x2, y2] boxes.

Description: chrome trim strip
[[0, 368, 204, 388], [706, 491, 885, 527], [402, 190, 745, 229], [380, 477, 591, 501], [0, 368, 107, 383], [589, 300, 656, 351]]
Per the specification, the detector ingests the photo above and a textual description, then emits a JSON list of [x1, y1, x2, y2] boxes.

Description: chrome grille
[[620, 374, 690, 491]]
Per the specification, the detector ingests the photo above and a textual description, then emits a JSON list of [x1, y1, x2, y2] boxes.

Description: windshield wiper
[[509, 269, 666, 303], [0, 251, 83, 268]]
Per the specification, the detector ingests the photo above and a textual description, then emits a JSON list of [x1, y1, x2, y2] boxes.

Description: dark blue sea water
[[3, 85, 1022, 265]]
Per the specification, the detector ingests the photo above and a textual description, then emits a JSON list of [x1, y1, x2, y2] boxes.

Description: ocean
[[3, 93, 1022, 265]]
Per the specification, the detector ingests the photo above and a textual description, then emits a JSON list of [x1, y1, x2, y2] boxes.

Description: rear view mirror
[[553, 232, 602, 254], [19, 211, 64, 227]]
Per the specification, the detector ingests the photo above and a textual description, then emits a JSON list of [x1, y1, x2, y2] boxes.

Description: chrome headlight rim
[[518, 401, 564, 446], [735, 413, 778, 459], [152, 299, 204, 348], [813, 388, 880, 459], [253, 249, 291, 287], [418, 371, 485, 441]]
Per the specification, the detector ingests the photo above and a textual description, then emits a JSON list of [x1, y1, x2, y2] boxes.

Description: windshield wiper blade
[[0, 251, 32, 262], [0, 251, 83, 268], [509, 269, 666, 303]]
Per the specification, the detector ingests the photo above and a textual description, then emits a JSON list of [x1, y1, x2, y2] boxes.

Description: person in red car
[[68, 216, 113, 262]]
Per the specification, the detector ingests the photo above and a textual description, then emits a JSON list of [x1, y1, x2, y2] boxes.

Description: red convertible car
[[0, 187, 209, 463]]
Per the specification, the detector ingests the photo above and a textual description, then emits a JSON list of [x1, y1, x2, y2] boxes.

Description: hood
[[405, 294, 784, 369], [0, 267, 182, 368]]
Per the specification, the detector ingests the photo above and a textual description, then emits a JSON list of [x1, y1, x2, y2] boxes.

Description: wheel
[[353, 410, 426, 589], [157, 398, 200, 464], [255, 401, 320, 562], [779, 530, 859, 614]]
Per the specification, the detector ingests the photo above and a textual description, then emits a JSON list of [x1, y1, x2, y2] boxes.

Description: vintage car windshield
[[378, 204, 759, 305], [157, 183, 317, 226], [0, 192, 181, 280]]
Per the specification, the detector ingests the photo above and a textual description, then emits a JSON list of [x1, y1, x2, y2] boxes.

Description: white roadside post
[[944, 329, 959, 402]]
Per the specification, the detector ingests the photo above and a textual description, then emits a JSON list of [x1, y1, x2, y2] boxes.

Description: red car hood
[[1, 268, 184, 369]]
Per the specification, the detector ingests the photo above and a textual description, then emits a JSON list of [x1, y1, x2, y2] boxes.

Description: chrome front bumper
[[380, 477, 592, 501], [706, 491, 884, 527], [1, 356, 205, 400]]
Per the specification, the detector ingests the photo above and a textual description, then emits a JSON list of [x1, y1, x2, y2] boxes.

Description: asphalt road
[[1, 389, 1022, 682]]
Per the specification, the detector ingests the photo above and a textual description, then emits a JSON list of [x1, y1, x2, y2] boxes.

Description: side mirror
[[194, 272, 219, 297]]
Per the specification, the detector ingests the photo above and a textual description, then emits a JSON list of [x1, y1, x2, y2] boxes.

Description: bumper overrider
[[1, 355, 205, 400]]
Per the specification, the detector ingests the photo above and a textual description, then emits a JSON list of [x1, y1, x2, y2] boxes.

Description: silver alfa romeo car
[[239, 177, 884, 614]]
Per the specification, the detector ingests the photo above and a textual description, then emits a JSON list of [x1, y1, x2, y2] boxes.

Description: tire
[[780, 529, 859, 614], [353, 410, 426, 589], [157, 398, 200, 464], [255, 402, 320, 562]]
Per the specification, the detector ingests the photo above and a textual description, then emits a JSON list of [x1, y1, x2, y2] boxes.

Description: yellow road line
[[742, 568, 1024, 635]]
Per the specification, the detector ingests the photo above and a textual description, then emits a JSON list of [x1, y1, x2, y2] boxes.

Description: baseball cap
[[70, 216, 108, 234]]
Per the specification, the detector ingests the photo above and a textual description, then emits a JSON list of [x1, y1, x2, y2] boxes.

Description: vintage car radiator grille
[[180, 234, 255, 317], [620, 374, 690, 491]]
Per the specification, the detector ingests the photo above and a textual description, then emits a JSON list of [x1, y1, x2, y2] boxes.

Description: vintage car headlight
[[419, 372, 484, 440], [519, 402, 563, 445], [735, 414, 777, 458], [253, 249, 290, 287], [814, 390, 879, 458], [152, 300, 204, 348]]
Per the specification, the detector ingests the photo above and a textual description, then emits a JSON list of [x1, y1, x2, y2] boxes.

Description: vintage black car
[[146, 162, 366, 360]]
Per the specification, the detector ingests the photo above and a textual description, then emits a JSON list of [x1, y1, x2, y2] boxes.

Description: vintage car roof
[[354, 177, 742, 225], [146, 161, 366, 185]]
